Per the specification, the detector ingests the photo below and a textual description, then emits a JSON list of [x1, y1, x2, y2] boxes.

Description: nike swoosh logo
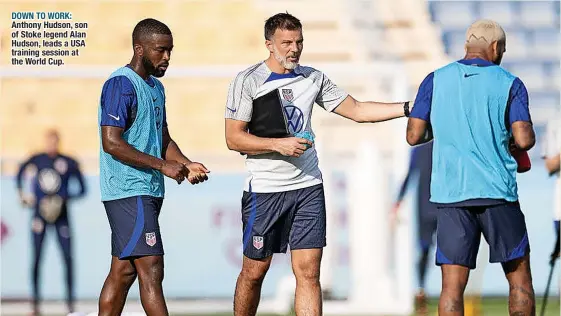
[[464, 73, 479, 78], [108, 114, 120, 121], [226, 107, 237, 113]]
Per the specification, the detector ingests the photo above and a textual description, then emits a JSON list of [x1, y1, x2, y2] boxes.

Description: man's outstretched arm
[[333, 95, 409, 123]]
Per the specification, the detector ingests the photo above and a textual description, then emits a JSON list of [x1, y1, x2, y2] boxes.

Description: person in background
[[16, 129, 87, 316], [542, 118, 560, 264], [392, 141, 436, 315]]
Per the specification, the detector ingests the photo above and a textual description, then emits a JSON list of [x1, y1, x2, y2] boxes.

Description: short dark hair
[[264, 13, 302, 40], [132, 18, 172, 44]]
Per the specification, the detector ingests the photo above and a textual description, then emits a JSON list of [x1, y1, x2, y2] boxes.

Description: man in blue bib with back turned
[[406, 20, 536, 315]]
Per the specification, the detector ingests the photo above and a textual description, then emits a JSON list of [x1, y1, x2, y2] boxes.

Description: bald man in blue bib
[[406, 20, 536, 315]]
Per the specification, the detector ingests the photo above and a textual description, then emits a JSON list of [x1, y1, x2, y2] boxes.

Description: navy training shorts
[[436, 201, 529, 269], [241, 184, 326, 259], [103, 195, 164, 260]]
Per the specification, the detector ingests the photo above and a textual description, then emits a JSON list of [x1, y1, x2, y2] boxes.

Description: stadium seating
[[365, 0, 449, 93], [1, 1, 267, 174], [1, 1, 266, 65], [2, 0, 414, 173], [8, 0, 555, 174]]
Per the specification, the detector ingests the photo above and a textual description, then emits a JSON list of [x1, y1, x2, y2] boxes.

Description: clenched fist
[[160, 160, 187, 184]]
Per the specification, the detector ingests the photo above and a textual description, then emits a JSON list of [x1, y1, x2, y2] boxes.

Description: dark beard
[[142, 56, 165, 78]]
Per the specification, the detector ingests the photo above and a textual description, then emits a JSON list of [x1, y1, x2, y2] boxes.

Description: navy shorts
[[103, 196, 164, 260], [436, 201, 530, 269], [241, 184, 326, 259]]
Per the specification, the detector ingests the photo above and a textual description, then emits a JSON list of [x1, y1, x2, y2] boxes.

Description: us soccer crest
[[253, 236, 264, 250], [281, 88, 294, 102], [145, 232, 157, 247]]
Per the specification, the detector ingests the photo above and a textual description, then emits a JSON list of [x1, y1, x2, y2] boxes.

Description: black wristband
[[404, 101, 410, 117]]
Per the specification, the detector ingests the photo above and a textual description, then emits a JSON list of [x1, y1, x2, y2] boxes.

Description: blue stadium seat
[[519, 1, 559, 28], [503, 29, 529, 59], [545, 61, 561, 90], [504, 62, 546, 91], [443, 31, 467, 58], [478, 1, 516, 28], [532, 29, 560, 59], [430, 1, 476, 27], [528, 91, 560, 109]]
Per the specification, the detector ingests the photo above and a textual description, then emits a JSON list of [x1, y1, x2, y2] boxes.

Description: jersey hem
[[101, 191, 164, 202], [244, 178, 323, 193], [430, 195, 518, 204]]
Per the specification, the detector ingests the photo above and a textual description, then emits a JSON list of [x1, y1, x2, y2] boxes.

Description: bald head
[[464, 19, 506, 65]]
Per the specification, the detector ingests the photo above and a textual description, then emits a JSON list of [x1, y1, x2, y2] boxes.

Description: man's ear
[[265, 40, 274, 53], [134, 43, 143, 56], [491, 41, 498, 55]]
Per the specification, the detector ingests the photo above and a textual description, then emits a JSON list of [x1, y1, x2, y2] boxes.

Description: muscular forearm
[[226, 131, 278, 156], [164, 139, 192, 164], [406, 121, 433, 146], [103, 138, 164, 171], [355, 101, 406, 123]]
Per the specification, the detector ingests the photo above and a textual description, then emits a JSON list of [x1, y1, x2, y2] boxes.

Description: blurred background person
[[542, 117, 560, 265], [392, 141, 435, 315], [15, 129, 87, 316]]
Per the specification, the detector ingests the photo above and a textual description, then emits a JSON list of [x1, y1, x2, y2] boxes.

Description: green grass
[[4, 297, 558, 316], [172, 297, 560, 316]]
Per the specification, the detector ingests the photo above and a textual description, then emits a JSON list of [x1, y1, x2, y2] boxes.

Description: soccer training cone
[[464, 295, 482, 316]]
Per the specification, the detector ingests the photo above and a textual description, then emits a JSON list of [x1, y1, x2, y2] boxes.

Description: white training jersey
[[558, 119, 561, 220], [542, 118, 561, 220], [542, 118, 561, 159], [225, 61, 348, 193]]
